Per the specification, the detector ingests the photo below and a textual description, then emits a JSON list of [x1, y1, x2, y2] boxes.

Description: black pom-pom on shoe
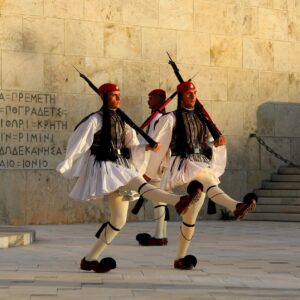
[[183, 255, 197, 268], [136, 233, 151, 245], [99, 257, 117, 270], [243, 192, 258, 204], [174, 255, 197, 270]]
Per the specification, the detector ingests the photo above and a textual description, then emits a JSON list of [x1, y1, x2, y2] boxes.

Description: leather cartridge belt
[[171, 147, 205, 156], [90, 144, 130, 161]]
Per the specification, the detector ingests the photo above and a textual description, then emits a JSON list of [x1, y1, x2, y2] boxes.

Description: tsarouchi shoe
[[136, 233, 168, 246], [174, 255, 197, 270], [80, 257, 116, 273], [234, 193, 257, 220]]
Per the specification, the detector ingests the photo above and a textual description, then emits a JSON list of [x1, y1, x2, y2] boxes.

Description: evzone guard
[[57, 83, 199, 273], [145, 81, 257, 270], [134, 89, 169, 246]]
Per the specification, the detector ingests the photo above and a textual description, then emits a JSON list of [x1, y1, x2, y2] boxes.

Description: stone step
[[278, 166, 300, 175], [259, 197, 300, 205], [255, 205, 300, 213], [262, 181, 300, 190], [271, 174, 300, 182], [0, 226, 35, 249], [244, 213, 300, 222], [255, 189, 300, 197]]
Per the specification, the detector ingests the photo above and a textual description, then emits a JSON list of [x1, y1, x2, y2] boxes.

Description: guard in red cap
[[57, 83, 200, 273], [135, 88, 169, 246], [143, 81, 257, 270]]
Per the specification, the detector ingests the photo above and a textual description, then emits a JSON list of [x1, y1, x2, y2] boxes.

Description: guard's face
[[106, 91, 121, 109], [181, 89, 197, 109], [148, 95, 164, 111]]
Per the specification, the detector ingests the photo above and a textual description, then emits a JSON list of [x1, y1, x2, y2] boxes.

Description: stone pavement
[[0, 221, 299, 300]]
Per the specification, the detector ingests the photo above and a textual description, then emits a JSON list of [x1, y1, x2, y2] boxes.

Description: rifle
[[73, 66, 158, 148], [140, 91, 177, 129], [167, 52, 222, 139]]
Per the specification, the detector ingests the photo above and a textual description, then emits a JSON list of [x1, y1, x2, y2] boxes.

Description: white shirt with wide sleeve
[[57, 113, 145, 200], [145, 112, 227, 191], [139, 113, 164, 182]]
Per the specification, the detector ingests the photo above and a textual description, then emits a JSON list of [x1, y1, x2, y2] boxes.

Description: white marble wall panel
[[0, 15, 22, 51], [288, 72, 300, 101], [122, 96, 144, 125], [84, 57, 123, 95], [44, 0, 84, 19], [259, 72, 289, 102], [0, 51, 1, 89], [65, 20, 104, 57], [211, 102, 244, 136], [273, 0, 290, 10], [84, 0, 122, 23], [2, 51, 44, 91], [63, 94, 99, 130], [288, 42, 300, 72], [243, 38, 274, 71], [159, 0, 193, 30], [44, 55, 85, 93], [159, 63, 182, 96], [177, 31, 210, 65], [195, 1, 243, 35], [142, 28, 176, 63], [288, 13, 300, 40], [244, 0, 273, 8], [23, 17, 64, 54], [295, 0, 300, 15], [241, 7, 258, 36], [122, 60, 159, 97], [193, 67, 228, 101], [104, 25, 141, 59], [210, 35, 242, 68], [258, 8, 288, 40], [0, 0, 43, 16], [228, 68, 259, 102], [123, 0, 158, 27], [273, 41, 290, 72]]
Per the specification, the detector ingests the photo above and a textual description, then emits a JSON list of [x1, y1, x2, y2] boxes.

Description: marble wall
[[0, 0, 300, 224]]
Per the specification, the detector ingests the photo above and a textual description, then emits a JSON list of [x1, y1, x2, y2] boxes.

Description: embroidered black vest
[[170, 110, 212, 160], [90, 111, 130, 163]]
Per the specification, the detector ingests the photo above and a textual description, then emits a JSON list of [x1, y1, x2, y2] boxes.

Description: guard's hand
[[145, 143, 162, 152], [143, 174, 152, 182], [214, 136, 227, 147]]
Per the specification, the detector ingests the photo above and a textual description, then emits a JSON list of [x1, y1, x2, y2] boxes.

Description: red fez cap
[[148, 89, 166, 98], [98, 83, 120, 94], [176, 81, 196, 93]]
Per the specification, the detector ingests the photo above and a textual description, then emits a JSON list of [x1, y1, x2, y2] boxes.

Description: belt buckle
[[194, 148, 200, 154]]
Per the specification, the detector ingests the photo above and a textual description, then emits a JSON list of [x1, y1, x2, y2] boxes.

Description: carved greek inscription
[[0, 91, 68, 170]]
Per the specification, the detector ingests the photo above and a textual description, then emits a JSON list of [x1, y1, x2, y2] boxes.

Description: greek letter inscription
[[0, 91, 68, 170]]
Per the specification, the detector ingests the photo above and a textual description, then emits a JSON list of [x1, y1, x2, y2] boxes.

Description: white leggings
[[176, 168, 240, 259], [85, 176, 180, 261]]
